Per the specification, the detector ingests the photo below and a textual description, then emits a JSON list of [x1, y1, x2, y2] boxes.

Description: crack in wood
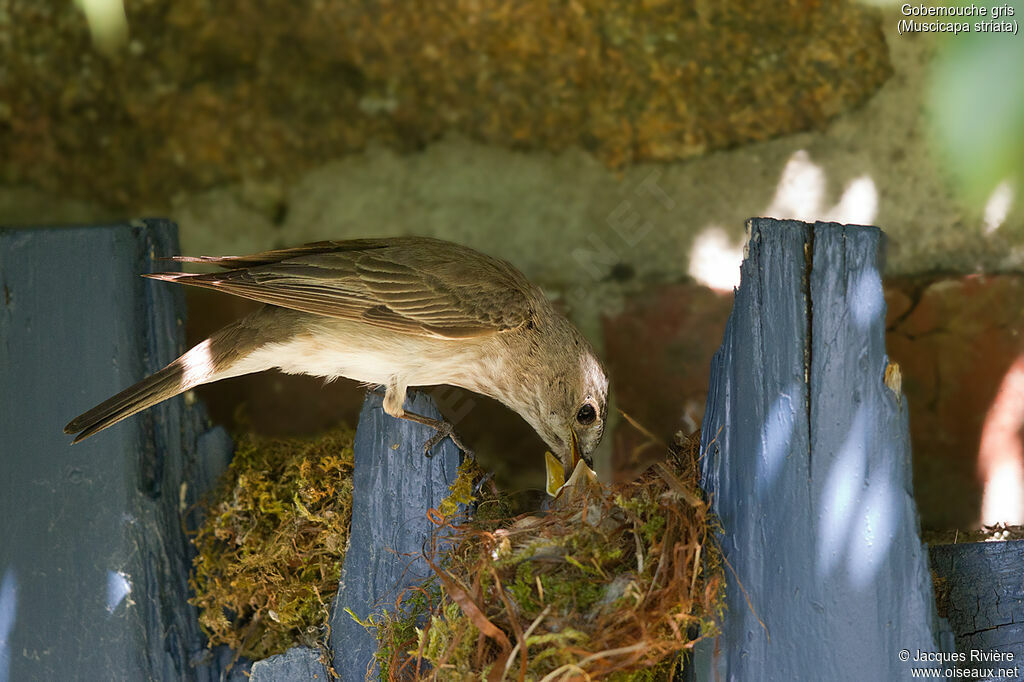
[[803, 224, 815, 477]]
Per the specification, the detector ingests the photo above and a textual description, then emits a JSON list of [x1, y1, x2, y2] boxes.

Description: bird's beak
[[545, 451, 565, 497], [570, 429, 583, 470], [544, 431, 585, 497]]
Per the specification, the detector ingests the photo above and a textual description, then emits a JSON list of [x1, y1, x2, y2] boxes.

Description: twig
[[634, 523, 645, 574], [618, 409, 668, 448], [719, 547, 769, 640], [654, 462, 702, 508], [538, 642, 650, 681], [502, 605, 552, 680], [490, 567, 527, 681]]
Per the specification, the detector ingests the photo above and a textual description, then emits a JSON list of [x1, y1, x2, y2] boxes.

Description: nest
[[375, 429, 724, 681], [189, 423, 356, 660]]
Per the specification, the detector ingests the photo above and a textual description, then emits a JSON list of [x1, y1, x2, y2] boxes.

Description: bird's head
[[532, 344, 609, 480]]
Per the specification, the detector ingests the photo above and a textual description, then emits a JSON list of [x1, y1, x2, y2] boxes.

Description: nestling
[[64, 237, 609, 477]]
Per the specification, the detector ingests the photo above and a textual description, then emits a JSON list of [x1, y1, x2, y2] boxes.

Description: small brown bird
[[64, 237, 608, 476]]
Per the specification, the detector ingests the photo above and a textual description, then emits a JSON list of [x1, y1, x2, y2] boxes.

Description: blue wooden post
[[327, 391, 462, 681], [247, 392, 461, 682], [0, 221, 236, 681], [250, 647, 331, 681], [698, 219, 944, 680]]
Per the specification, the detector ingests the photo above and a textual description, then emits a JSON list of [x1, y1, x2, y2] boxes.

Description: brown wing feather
[[146, 237, 537, 339], [163, 238, 394, 269]]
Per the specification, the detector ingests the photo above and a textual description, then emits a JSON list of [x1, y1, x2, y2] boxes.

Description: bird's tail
[[64, 311, 283, 443], [64, 358, 191, 443]]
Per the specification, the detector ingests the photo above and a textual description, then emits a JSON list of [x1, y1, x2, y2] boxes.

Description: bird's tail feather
[[63, 361, 188, 443], [64, 314, 275, 443]]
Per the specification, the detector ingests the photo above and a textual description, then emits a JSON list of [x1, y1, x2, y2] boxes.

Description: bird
[[64, 236, 609, 478]]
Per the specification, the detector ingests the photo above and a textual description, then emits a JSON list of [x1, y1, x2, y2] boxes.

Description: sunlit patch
[[825, 176, 879, 226], [848, 265, 885, 331], [755, 387, 798, 501], [695, 153, 877, 293], [74, 0, 129, 54], [980, 461, 1024, 527], [766, 150, 827, 221], [983, 180, 1015, 235], [181, 338, 215, 388], [817, 408, 868, 578], [765, 151, 878, 226], [979, 355, 1024, 526], [847, 470, 899, 590], [0, 567, 17, 682], [687, 227, 742, 292], [106, 570, 132, 614], [817, 408, 901, 588]]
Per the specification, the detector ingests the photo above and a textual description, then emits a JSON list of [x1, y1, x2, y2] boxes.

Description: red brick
[[885, 275, 1024, 530]]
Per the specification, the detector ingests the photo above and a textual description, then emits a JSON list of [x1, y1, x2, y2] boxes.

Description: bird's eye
[[576, 404, 597, 425]]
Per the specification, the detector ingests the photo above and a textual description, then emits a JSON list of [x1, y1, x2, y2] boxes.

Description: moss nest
[[374, 429, 724, 681], [189, 423, 356, 661]]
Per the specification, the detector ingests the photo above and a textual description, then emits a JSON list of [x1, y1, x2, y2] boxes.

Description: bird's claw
[[423, 420, 474, 459], [377, 394, 475, 460]]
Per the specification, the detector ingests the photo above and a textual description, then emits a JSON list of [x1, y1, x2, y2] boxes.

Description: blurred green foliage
[[928, 1, 1024, 205]]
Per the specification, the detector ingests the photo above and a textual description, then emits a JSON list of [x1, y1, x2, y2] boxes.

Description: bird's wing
[[162, 239, 393, 269], [147, 237, 537, 339]]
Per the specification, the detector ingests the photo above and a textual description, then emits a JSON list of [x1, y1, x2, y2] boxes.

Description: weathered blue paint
[[698, 219, 943, 681], [329, 390, 462, 681], [249, 647, 330, 681], [0, 221, 238, 681]]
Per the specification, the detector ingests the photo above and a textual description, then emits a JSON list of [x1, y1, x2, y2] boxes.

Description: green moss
[[189, 424, 355, 661], [437, 458, 486, 520], [419, 600, 485, 680], [508, 562, 538, 613], [368, 578, 442, 679], [615, 490, 666, 546]]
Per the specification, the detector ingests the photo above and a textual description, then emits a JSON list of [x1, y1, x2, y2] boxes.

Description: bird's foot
[[399, 410, 475, 460], [422, 420, 474, 458]]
